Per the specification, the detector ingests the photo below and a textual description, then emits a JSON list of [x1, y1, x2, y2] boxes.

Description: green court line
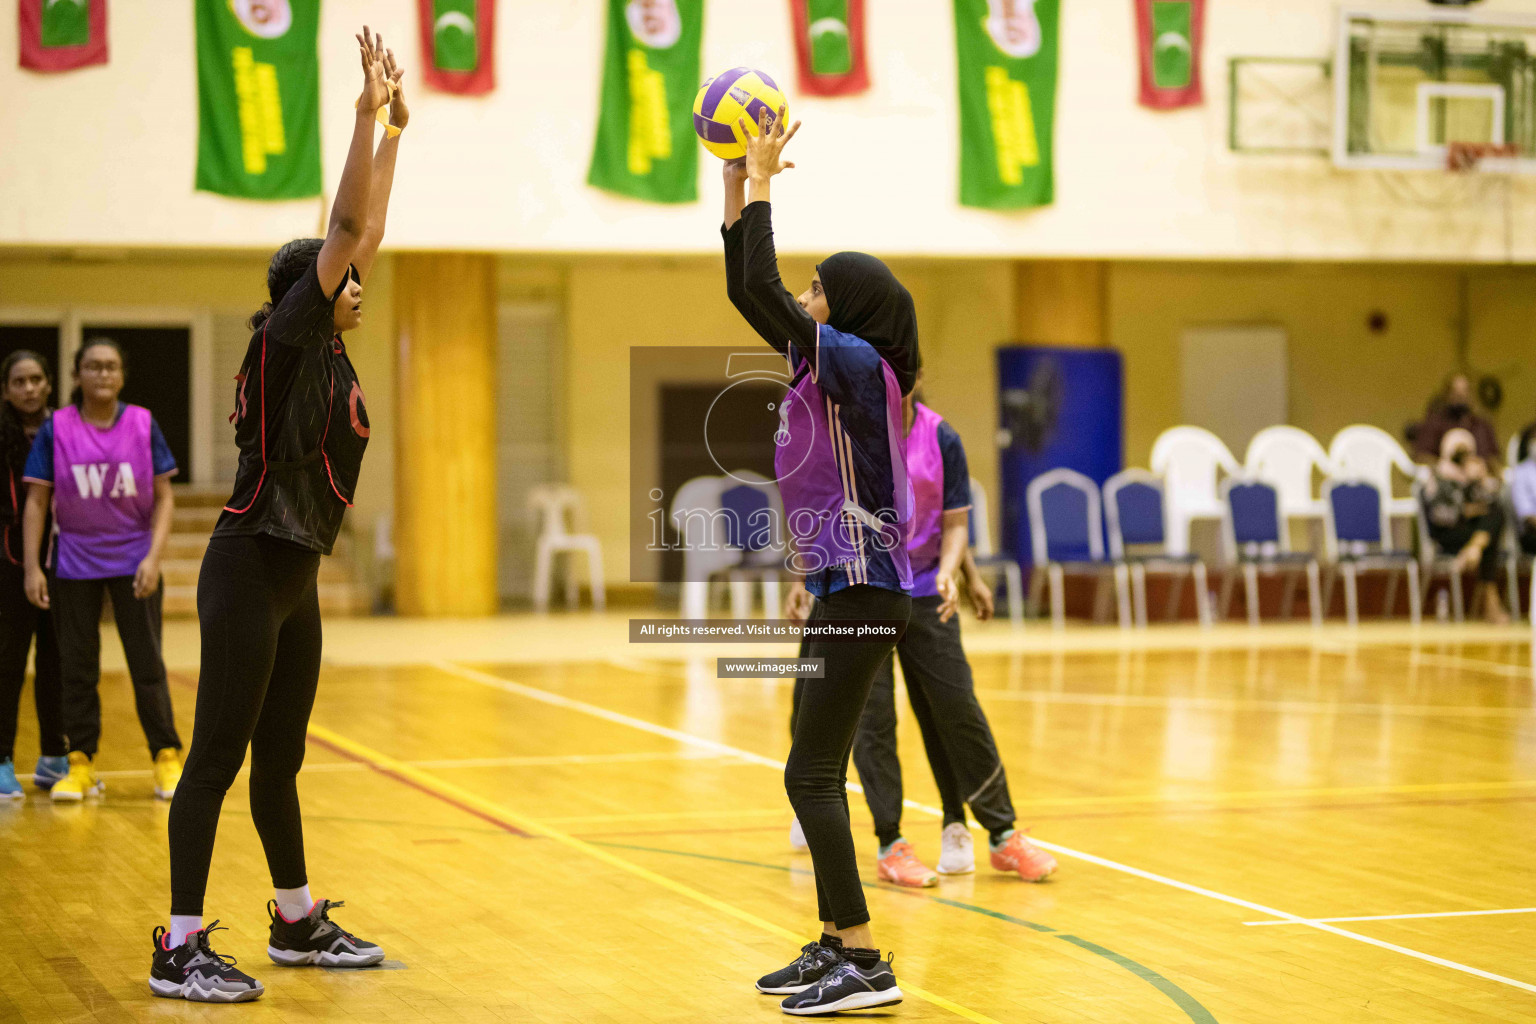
[[592, 840, 1218, 1024], [1056, 935, 1218, 1024]]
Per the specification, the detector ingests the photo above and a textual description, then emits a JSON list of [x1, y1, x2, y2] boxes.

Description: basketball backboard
[[1333, 7, 1536, 172]]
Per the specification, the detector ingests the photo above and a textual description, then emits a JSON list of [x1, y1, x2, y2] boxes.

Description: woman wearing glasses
[[21, 337, 183, 801]]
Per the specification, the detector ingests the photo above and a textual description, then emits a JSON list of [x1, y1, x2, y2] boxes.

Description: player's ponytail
[[250, 237, 325, 331]]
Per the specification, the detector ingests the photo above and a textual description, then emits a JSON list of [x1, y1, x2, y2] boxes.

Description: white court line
[[1244, 908, 1536, 926], [609, 655, 1534, 717], [431, 658, 1536, 997]]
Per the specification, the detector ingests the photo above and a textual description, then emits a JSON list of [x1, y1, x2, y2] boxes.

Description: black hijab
[[817, 252, 921, 395]]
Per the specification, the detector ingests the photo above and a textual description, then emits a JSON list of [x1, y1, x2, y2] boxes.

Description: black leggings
[[0, 560, 64, 761], [784, 584, 910, 930], [853, 596, 1015, 846], [168, 534, 322, 916]]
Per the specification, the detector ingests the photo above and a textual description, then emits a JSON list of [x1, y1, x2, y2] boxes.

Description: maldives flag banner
[[954, 0, 1059, 210], [418, 0, 495, 95], [1136, 0, 1204, 109], [19, 0, 108, 73], [789, 0, 868, 97], [194, 0, 322, 200], [587, 0, 704, 204]]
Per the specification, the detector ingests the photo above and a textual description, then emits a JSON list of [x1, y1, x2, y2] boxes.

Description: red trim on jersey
[[319, 337, 353, 508], [3, 468, 18, 566], [223, 325, 269, 514]]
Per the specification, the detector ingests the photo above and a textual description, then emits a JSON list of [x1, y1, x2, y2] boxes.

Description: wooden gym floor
[[2, 615, 1534, 1023]]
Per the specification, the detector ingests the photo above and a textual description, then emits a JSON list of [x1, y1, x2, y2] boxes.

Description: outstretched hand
[[742, 105, 800, 182], [356, 26, 390, 113], [383, 46, 409, 129]]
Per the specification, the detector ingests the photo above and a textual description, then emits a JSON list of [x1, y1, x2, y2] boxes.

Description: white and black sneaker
[[780, 948, 902, 1015], [267, 899, 384, 967], [756, 935, 844, 994], [148, 922, 265, 1002]]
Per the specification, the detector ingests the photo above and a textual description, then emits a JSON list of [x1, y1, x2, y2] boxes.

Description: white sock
[[167, 915, 202, 948], [274, 885, 313, 922]]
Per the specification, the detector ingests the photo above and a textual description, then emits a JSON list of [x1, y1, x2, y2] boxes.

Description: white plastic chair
[[1329, 425, 1420, 524], [1150, 426, 1242, 556], [530, 485, 605, 612], [1245, 426, 1334, 519], [969, 475, 1023, 629]]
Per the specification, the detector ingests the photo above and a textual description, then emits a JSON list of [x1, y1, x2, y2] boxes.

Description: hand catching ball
[[693, 67, 788, 160]]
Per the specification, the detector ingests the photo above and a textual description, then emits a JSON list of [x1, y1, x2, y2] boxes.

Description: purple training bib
[[905, 402, 947, 598], [51, 403, 155, 580]]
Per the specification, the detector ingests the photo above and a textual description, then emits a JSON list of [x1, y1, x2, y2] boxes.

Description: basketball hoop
[[1446, 141, 1520, 173]]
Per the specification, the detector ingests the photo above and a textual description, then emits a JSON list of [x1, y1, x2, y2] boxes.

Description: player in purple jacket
[[721, 107, 915, 1015]]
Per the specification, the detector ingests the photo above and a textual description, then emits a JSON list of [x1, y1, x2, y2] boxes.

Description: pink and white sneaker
[[990, 830, 1057, 882], [877, 840, 938, 888]]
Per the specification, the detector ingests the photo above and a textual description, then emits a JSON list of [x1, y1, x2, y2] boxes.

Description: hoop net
[[1446, 141, 1521, 174]]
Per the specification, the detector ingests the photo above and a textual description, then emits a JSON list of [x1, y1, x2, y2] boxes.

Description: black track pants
[[0, 560, 64, 761], [52, 573, 179, 758]]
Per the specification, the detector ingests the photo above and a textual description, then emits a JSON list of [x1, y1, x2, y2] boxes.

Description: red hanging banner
[[789, 0, 868, 98], [1135, 0, 1204, 110], [417, 0, 495, 95], [19, 0, 108, 73]]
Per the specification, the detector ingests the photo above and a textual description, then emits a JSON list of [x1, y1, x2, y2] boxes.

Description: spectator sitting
[[1422, 428, 1509, 624], [1509, 424, 1536, 556], [1413, 373, 1500, 469]]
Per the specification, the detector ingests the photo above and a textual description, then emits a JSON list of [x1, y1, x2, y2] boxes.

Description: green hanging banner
[[195, 0, 322, 200], [587, 0, 704, 204], [953, 0, 1059, 210]]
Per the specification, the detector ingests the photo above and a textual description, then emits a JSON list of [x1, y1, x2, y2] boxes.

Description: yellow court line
[[306, 721, 1003, 1024]]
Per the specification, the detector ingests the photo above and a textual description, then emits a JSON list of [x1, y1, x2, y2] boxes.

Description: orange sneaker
[[877, 840, 938, 888], [990, 830, 1057, 882]]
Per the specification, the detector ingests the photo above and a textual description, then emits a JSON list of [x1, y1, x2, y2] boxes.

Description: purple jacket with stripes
[[775, 323, 913, 598]]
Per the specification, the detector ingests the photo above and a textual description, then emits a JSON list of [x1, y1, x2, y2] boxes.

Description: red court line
[[303, 730, 532, 838], [170, 670, 533, 838]]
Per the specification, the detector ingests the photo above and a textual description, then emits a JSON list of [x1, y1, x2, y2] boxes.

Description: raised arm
[[352, 45, 409, 285], [739, 107, 818, 367], [316, 27, 391, 296], [721, 160, 789, 352]]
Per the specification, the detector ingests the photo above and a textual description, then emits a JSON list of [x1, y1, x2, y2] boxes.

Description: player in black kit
[[150, 27, 407, 1003]]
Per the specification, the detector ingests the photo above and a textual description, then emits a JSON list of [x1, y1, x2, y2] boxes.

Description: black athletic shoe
[[756, 935, 844, 995], [267, 899, 384, 967], [780, 949, 902, 1015], [148, 922, 265, 1002]]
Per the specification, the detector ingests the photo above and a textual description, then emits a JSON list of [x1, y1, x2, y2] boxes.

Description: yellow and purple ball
[[693, 68, 788, 161]]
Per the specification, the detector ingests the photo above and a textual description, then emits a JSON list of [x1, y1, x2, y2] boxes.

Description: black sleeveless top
[[214, 264, 369, 555]]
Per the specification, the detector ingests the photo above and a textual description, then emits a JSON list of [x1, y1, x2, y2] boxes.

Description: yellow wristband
[[385, 123, 402, 139]]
